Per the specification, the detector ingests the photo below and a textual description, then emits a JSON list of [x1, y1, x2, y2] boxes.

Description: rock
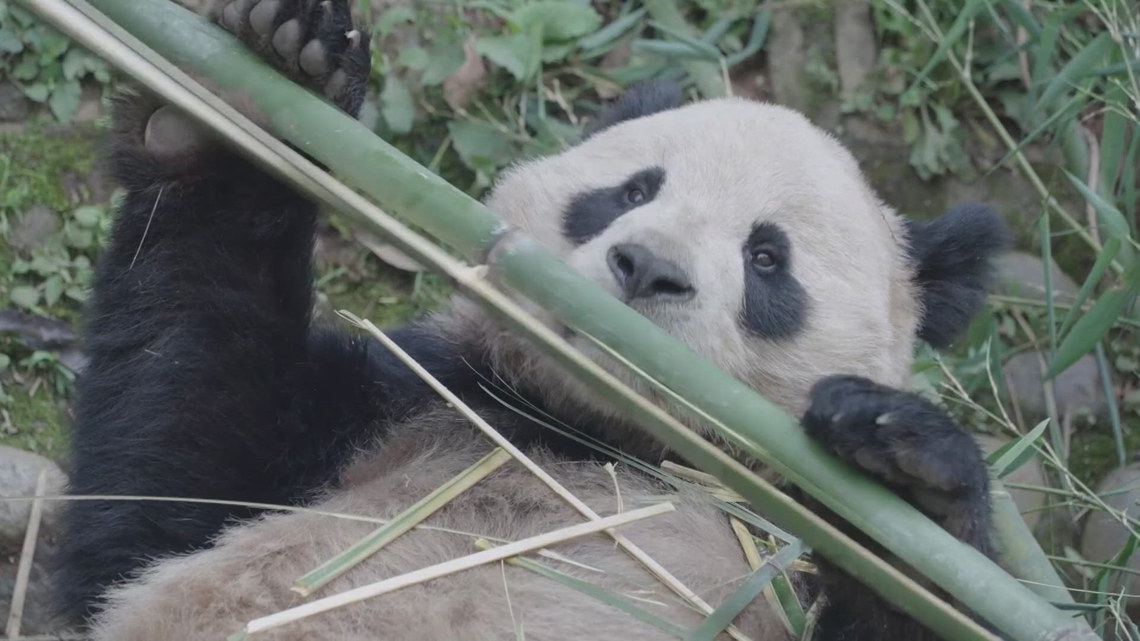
[[765, 9, 807, 112], [0, 83, 30, 123], [1002, 351, 1107, 427], [975, 434, 1047, 531], [833, 0, 876, 96], [0, 446, 67, 547], [9, 205, 61, 253], [992, 251, 1079, 304], [72, 83, 104, 123], [1080, 464, 1140, 606]]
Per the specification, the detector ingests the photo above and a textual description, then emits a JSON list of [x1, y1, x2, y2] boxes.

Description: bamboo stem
[[17, 1, 1096, 640]]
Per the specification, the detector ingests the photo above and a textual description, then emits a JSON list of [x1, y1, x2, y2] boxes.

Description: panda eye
[[751, 249, 777, 273], [625, 186, 646, 205]]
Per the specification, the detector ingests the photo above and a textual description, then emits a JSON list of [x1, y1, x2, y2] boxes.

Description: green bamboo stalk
[[989, 478, 1077, 607], [21, 1, 1095, 640]]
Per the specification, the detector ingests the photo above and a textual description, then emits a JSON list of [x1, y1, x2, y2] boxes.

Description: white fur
[[464, 98, 919, 424]]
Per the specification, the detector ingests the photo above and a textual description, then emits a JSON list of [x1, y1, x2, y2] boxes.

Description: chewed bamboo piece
[[231, 502, 676, 638], [292, 448, 514, 597], [5, 469, 49, 638]]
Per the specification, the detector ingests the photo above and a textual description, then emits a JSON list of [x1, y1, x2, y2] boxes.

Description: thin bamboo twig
[[5, 470, 48, 639], [18, 1, 1094, 639], [236, 503, 677, 637], [292, 447, 514, 597], [340, 312, 751, 641]]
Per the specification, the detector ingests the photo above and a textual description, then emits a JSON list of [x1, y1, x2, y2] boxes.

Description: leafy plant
[[0, 3, 113, 123]]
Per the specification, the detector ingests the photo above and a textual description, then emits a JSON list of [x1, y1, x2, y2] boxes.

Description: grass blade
[[1058, 236, 1123, 337], [1047, 260, 1140, 378], [1033, 31, 1114, 113]]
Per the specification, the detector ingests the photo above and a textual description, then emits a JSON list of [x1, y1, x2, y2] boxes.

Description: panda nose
[[606, 243, 695, 301]]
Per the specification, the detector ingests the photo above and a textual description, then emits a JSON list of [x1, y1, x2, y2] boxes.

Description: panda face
[[475, 97, 920, 420]]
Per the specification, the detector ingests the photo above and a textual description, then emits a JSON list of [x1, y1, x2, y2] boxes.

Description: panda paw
[[213, 0, 371, 117], [802, 375, 993, 552]]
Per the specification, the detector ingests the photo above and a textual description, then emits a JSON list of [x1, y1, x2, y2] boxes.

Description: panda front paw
[[802, 375, 993, 553], [214, 0, 371, 117]]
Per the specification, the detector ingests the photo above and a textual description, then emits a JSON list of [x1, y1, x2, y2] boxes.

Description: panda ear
[[904, 203, 1012, 349], [583, 79, 683, 139]]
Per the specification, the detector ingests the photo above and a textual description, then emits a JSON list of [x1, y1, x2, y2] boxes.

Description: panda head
[[450, 81, 1009, 426]]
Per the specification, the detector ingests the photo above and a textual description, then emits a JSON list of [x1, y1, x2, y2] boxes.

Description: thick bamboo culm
[[16, 1, 1098, 640]]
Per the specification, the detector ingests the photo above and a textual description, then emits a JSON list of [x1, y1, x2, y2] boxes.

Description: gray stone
[[9, 205, 61, 253], [833, 0, 876, 96], [73, 84, 105, 123], [766, 9, 807, 112], [1080, 464, 1140, 605], [1002, 351, 1107, 426], [975, 434, 1047, 531], [993, 251, 1079, 304], [0, 446, 67, 548], [0, 83, 29, 123]]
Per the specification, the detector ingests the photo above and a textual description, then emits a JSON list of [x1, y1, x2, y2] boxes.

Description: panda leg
[[55, 0, 376, 625], [800, 375, 998, 641]]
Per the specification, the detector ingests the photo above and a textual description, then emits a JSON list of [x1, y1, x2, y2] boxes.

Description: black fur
[[905, 203, 1011, 348], [563, 166, 666, 245], [802, 375, 996, 640], [583, 79, 683, 138], [740, 223, 809, 339]]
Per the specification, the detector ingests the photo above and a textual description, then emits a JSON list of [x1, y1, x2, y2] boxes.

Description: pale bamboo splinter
[[240, 502, 676, 636]]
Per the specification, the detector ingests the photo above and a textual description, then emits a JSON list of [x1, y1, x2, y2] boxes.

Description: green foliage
[[360, 0, 767, 194], [0, 4, 113, 123]]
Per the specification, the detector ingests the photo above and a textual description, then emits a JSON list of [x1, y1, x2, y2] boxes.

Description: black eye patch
[[740, 223, 808, 339], [562, 167, 666, 245]]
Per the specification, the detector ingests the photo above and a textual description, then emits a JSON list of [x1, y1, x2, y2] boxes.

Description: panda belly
[[88, 409, 793, 641]]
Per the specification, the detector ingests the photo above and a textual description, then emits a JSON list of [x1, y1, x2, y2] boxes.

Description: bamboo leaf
[[1033, 31, 1114, 113], [1047, 261, 1140, 378], [688, 540, 807, 641], [1057, 237, 1121, 337], [577, 7, 645, 51], [986, 419, 1048, 479], [906, 0, 985, 95], [1065, 169, 1134, 244], [995, 0, 1040, 38]]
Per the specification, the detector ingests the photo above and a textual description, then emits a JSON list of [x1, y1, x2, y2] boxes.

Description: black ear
[[584, 79, 683, 139], [904, 203, 1012, 348]]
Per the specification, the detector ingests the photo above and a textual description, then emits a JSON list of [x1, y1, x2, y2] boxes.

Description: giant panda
[[52, 1, 1011, 640]]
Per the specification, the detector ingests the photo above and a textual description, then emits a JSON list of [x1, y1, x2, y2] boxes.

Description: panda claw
[[345, 29, 361, 49], [324, 69, 347, 100], [272, 18, 303, 59], [249, 0, 279, 38], [299, 39, 329, 76]]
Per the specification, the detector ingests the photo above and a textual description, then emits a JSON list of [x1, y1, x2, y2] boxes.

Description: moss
[[316, 254, 451, 329], [0, 121, 102, 213], [0, 369, 70, 462], [1069, 425, 1140, 488]]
